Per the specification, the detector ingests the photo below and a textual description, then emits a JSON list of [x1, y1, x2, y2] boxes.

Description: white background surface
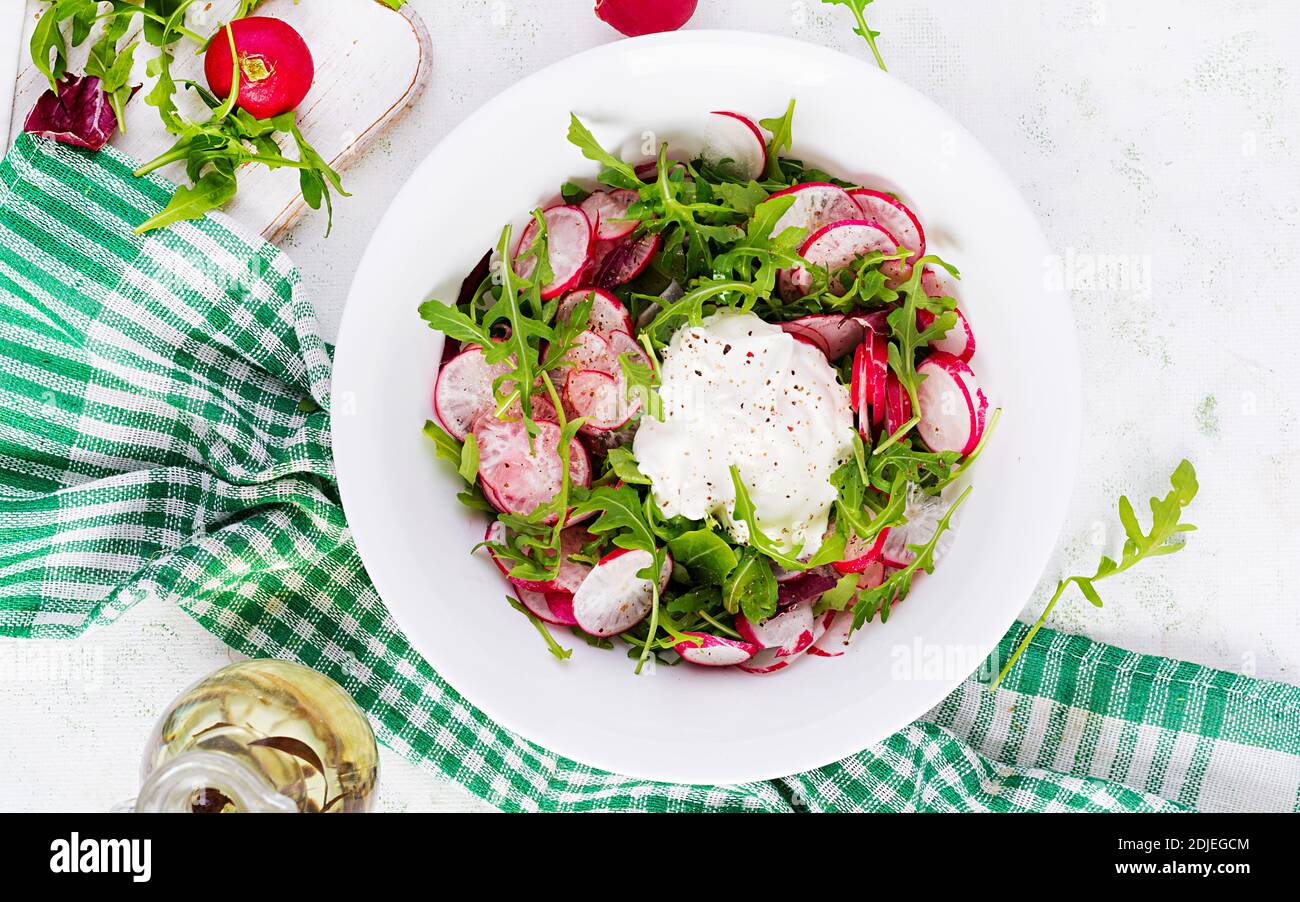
[[2, 0, 1298, 812]]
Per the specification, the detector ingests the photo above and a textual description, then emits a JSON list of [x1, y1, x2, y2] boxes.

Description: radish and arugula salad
[[419, 104, 1004, 675]]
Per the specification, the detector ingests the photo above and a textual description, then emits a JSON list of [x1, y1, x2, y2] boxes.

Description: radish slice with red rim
[[780, 219, 900, 300], [572, 548, 673, 637], [915, 352, 988, 455], [880, 485, 956, 569], [783, 322, 833, 357], [735, 602, 816, 657], [564, 368, 639, 432], [474, 415, 591, 521], [508, 525, 596, 594], [768, 182, 861, 237], [868, 327, 888, 427], [702, 110, 768, 181], [558, 288, 635, 337], [595, 232, 661, 288], [674, 632, 760, 667], [580, 190, 640, 241], [848, 188, 925, 265], [515, 585, 578, 627], [513, 205, 594, 299], [544, 329, 615, 392], [483, 519, 513, 577], [780, 313, 866, 361], [918, 306, 975, 362], [832, 527, 890, 574], [607, 329, 652, 371], [884, 369, 913, 435], [807, 610, 855, 657], [433, 347, 512, 441]]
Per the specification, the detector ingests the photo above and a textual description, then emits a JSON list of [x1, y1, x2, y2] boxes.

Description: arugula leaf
[[722, 548, 778, 624], [758, 100, 796, 181], [571, 485, 659, 554], [458, 433, 480, 483], [991, 460, 1199, 689], [422, 420, 479, 487], [605, 447, 651, 485], [822, 0, 888, 71], [134, 168, 237, 234], [667, 530, 738, 585], [30, 0, 96, 93], [566, 114, 643, 190], [814, 572, 861, 614], [714, 180, 770, 216], [728, 465, 806, 569]]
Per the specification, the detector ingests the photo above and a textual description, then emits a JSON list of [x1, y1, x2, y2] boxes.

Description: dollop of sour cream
[[633, 311, 855, 556]]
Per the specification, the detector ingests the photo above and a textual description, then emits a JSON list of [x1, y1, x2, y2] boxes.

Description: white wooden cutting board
[[8, 0, 430, 241]]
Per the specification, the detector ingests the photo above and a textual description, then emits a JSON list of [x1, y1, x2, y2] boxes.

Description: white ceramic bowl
[[332, 30, 1080, 785]]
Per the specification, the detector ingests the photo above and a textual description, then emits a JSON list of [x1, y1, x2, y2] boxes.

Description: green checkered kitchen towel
[[2, 133, 1298, 812]]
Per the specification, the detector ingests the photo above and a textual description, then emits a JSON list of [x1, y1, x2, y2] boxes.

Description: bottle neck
[[135, 749, 299, 813]]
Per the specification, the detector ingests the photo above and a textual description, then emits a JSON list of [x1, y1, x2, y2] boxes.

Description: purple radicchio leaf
[[24, 75, 122, 152], [776, 567, 840, 608]]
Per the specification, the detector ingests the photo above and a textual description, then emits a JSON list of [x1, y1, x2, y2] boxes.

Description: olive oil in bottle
[[136, 660, 379, 813]]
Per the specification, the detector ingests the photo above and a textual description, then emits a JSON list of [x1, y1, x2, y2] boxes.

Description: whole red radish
[[204, 17, 315, 120], [595, 0, 698, 37]]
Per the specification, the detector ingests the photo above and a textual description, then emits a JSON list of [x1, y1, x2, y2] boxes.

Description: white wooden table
[[2, 0, 1298, 813]]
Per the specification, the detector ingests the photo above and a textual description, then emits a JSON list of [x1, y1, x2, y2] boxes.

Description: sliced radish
[[474, 415, 591, 521], [769, 182, 861, 238], [702, 110, 767, 181], [483, 520, 513, 577], [884, 369, 913, 435], [917, 306, 975, 362], [808, 562, 886, 657], [513, 205, 594, 300], [515, 585, 579, 627], [674, 632, 760, 667], [595, 232, 661, 288], [832, 527, 890, 574], [915, 352, 988, 455], [544, 329, 616, 392], [572, 548, 672, 637], [735, 602, 816, 658], [851, 340, 870, 439], [433, 347, 512, 441], [881, 485, 956, 568], [564, 368, 639, 432], [867, 327, 888, 428], [737, 609, 825, 674], [921, 265, 955, 301], [508, 525, 596, 595], [558, 288, 634, 337], [848, 189, 925, 265], [783, 322, 832, 357], [607, 329, 653, 373], [807, 610, 854, 658], [780, 314, 867, 361], [780, 219, 899, 300], [580, 189, 640, 241]]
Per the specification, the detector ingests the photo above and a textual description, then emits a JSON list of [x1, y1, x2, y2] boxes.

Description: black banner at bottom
[[2, 812, 1281, 888]]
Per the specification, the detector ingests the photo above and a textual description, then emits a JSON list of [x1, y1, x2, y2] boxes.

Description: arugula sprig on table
[[990, 460, 1200, 689], [822, 0, 889, 71]]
